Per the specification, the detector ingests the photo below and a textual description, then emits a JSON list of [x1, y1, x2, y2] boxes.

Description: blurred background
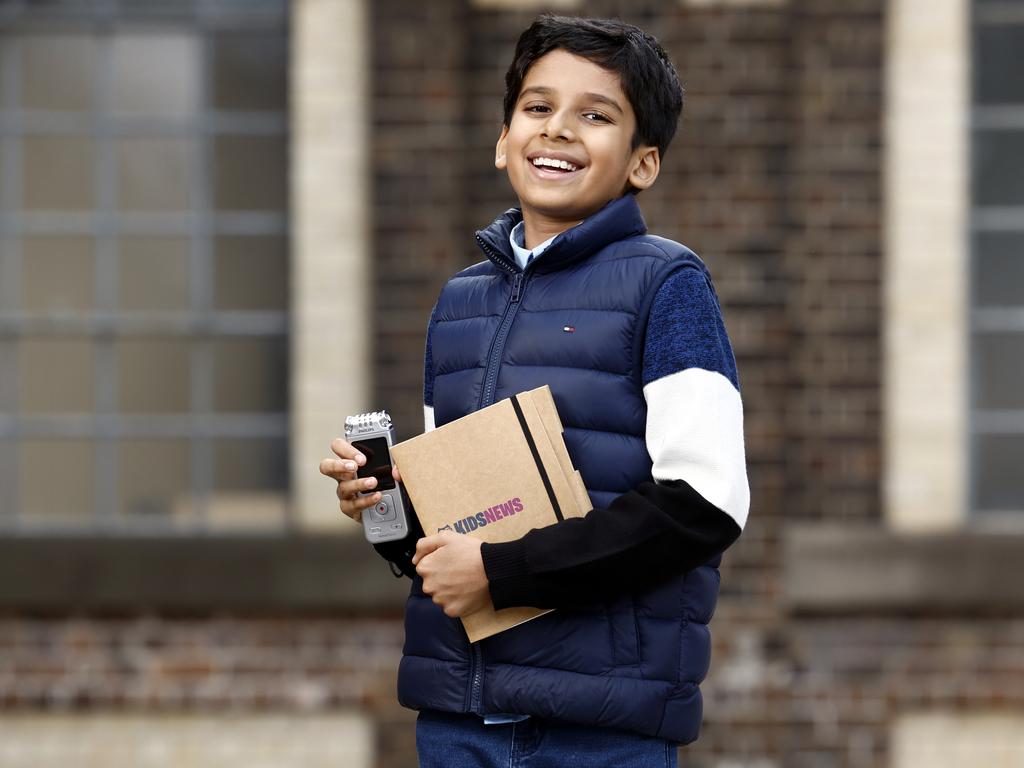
[[0, 0, 1021, 765]]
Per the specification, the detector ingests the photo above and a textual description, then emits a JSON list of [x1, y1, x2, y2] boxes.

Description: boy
[[321, 15, 748, 767]]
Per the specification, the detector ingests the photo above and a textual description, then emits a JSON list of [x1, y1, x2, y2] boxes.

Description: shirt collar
[[476, 195, 648, 275], [509, 222, 557, 270]]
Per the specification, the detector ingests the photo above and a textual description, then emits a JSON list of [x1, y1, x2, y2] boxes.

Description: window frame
[[0, 0, 292, 534], [968, 0, 1024, 522]]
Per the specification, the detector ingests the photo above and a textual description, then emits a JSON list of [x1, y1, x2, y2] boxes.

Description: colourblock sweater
[[388, 194, 749, 743], [417, 245, 749, 609]]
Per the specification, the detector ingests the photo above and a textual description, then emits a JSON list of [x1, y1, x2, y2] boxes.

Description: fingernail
[[355, 454, 365, 465], [364, 478, 376, 489], [345, 461, 357, 472]]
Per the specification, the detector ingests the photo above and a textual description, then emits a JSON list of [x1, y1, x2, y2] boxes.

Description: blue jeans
[[416, 710, 679, 768]]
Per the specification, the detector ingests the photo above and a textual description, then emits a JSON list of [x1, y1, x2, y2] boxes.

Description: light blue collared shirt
[[509, 221, 557, 270]]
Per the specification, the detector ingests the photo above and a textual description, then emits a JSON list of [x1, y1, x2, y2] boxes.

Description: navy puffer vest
[[397, 195, 721, 744]]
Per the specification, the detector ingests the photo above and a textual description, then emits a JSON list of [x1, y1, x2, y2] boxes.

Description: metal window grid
[[969, 0, 1024, 518], [0, 0, 290, 533]]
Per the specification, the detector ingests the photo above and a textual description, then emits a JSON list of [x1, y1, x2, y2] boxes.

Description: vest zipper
[[468, 237, 530, 713], [469, 643, 484, 714], [478, 269, 527, 410]]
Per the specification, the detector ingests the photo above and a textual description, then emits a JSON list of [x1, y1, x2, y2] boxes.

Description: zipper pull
[[511, 272, 524, 303]]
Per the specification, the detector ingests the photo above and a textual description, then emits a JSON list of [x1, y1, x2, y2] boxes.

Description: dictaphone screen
[[352, 437, 397, 491]]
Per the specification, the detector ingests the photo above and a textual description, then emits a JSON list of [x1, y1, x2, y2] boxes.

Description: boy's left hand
[[412, 532, 491, 618]]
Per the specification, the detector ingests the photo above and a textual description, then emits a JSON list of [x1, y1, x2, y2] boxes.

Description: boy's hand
[[412, 532, 491, 618], [319, 437, 402, 524]]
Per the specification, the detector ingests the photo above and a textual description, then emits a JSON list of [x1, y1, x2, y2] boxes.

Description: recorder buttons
[[373, 494, 397, 522]]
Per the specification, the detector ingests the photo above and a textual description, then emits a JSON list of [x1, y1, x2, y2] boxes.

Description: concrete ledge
[[0, 535, 410, 614], [784, 524, 1024, 616]]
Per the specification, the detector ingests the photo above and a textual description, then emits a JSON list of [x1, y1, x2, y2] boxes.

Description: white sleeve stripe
[[423, 405, 436, 433], [643, 367, 750, 529]]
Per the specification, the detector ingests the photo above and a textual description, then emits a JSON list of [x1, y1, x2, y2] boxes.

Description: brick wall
[[363, 2, 1013, 767], [0, 618, 404, 712], [0, 618, 416, 768], [6, 2, 1021, 767]]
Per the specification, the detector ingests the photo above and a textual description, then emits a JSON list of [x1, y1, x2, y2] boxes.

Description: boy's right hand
[[319, 438, 402, 525]]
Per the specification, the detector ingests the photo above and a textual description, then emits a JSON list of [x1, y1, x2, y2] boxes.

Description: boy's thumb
[[412, 535, 444, 565]]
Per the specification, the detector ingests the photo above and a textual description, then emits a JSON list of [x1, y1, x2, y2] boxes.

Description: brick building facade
[[2, 0, 1022, 766]]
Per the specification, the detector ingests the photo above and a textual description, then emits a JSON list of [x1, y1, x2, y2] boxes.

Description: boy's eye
[[583, 111, 610, 123], [524, 104, 550, 114]]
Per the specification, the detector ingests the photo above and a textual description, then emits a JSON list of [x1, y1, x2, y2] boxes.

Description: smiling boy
[[322, 15, 749, 768]]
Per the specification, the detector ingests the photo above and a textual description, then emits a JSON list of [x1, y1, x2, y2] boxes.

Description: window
[[970, 0, 1024, 518], [0, 0, 290, 532]]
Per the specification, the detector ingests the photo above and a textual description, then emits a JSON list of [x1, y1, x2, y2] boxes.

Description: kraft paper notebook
[[390, 385, 591, 642]]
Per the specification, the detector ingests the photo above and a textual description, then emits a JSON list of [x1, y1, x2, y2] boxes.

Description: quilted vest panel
[[397, 196, 721, 744]]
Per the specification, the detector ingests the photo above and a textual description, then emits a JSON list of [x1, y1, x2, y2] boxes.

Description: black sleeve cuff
[[481, 538, 530, 581], [481, 538, 546, 610]]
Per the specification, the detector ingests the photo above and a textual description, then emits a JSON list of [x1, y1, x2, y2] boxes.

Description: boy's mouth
[[531, 156, 581, 173], [527, 154, 586, 180]]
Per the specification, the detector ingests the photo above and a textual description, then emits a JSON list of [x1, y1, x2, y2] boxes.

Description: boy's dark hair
[[503, 15, 684, 158]]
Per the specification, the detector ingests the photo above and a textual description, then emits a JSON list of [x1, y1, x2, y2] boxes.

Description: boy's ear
[[495, 125, 510, 170], [628, 146, 660, 191]]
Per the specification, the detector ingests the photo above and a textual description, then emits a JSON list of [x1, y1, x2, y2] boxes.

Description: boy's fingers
[[319, 457, 358, 479], [337, 480, 380, 504], [339, 490, 381, 525], [412, 535, 445, 565], [329, 438, 367, 465], [392, 465, 402, 483]]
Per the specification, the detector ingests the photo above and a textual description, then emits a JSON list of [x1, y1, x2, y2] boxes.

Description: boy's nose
[[541, 111, 576, 141]]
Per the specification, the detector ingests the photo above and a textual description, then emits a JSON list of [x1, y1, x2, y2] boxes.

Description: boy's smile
[[495, 49, 660, 250]]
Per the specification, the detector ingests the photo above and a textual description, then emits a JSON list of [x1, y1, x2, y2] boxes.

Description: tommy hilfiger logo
[[442, 497, 524, 534]]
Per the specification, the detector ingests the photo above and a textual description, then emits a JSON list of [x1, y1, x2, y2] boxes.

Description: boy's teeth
[[532, 157, 578, 172]]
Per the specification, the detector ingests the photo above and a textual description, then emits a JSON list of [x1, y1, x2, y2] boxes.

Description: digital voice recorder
[[344, 410, 411, 544]]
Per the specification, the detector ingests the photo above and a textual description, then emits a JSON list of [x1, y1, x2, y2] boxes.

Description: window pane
[[119, 237, 191, 311], [22, 136, 95, 211], [118, 439, 193, 520], [211, 32, 287, 111], [20, 34, 97, 112], [214, 236, 288, 310], [23, 237, 95, 312], [974, 332, 1024, 409], [117, 137, 192, 212], [974, 434, 1024, 511], [19, 439, 95, 522], [118, 338, 190, 413], [18, 338, 94, 414], [212, 136, 287, 211], [111, 33, 199, 117], [974, 233, 1024, 307], [211, 437, 287, 528], [974, 24, 1024, 105], [974, 131, 1024, 206], [212, 337, 287, 412], [0, 342, 13, 414]]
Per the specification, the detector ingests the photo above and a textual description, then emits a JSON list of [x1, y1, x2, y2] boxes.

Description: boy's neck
[[521, 214, 583, 251]]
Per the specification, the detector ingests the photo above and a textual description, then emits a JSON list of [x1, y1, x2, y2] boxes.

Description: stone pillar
[[883, 0, 969, 530], [290, 0, 371, 530]]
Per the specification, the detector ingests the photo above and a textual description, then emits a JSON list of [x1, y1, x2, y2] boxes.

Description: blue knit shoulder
[[642, 267, 740, 391]]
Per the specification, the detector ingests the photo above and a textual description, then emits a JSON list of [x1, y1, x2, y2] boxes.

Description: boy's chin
[[519, 195, 622, 224]]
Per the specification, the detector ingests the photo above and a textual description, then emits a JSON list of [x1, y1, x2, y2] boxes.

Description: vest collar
[[474, 194, 648, 274]]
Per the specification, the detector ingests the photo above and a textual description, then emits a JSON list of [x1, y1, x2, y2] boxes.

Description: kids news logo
[[438, 497, 524, 534]]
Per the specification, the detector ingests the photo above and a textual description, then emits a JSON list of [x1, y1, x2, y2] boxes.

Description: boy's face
[[495, 49, 660, 233]]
